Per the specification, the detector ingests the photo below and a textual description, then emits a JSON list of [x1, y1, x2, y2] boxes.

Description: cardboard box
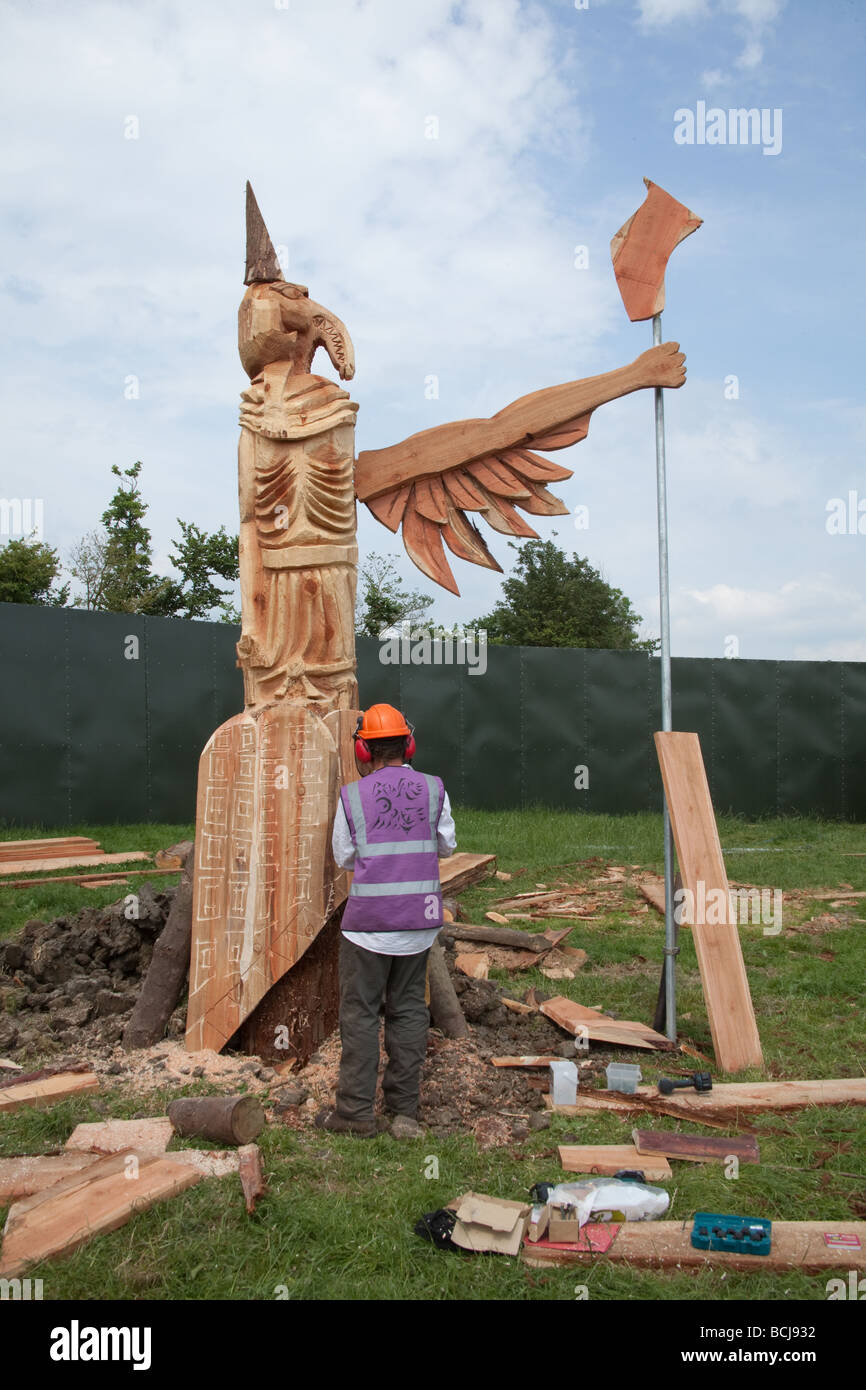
[[547, 1203, 583, 1243], [451, 1191, 531, 1256]]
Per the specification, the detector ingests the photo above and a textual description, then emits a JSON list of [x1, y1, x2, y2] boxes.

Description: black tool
[[658, 1071, 712, 1095]]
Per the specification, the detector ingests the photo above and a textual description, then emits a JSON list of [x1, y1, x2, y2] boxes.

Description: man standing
[[316, 704, 456, 1138]]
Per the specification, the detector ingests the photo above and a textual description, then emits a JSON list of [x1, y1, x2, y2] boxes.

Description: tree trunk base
[[233, 911, 342, 1066]]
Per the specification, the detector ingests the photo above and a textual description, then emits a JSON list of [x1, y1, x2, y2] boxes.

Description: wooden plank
[[0, 837, 102, 862], [0, 1154, 103, 1202], [654, 732, 763, 1072], [0, 1072, 99, 1113], [632, 1128, 760, 1164], [0, 867, 180, 890], [65, 1118, 173, 1157], [522, 1221, 866, 1273], [558, 1144, 672, 1181], [0, 851, 150, 878], [637, 876, 666, 916], [545, 1077, 866, 1125], [539, 996, 674, 1051], [0, 1155, 201, 1277], [438, 852, 496, 895], [492, 1056, 560, 1067]]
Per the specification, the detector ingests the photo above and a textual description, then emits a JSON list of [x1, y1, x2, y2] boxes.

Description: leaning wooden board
[[654, 732, 763, 1072], [545, 1077, 866, 1126], [0, 1152, 202, 1277], [521, 1221, 866, 1273]]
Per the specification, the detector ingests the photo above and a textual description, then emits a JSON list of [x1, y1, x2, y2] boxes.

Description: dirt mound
[[0, 884, 180, 1057]]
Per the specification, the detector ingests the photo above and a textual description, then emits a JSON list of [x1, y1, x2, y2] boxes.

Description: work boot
[[389, 1114, 424, 1139], [314, 1107, 381, 1137]]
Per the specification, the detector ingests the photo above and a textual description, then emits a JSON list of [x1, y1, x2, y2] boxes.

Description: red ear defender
[[404, 731, 416, 760], [353, 718, 373, 764]]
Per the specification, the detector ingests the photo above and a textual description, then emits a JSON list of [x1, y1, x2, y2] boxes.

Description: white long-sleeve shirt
[[332, 766, 457, 955]]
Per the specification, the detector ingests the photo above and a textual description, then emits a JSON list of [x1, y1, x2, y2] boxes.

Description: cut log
[[522, 1220, 866, 1274], [426, 941, 469, 1038], [238, 1143, 266, 1214], [558, 1144, 672, 1181], [438, 853, 496, 895], [631, 1127, 760, 1164], [0, 1072, 99, 1113], [655, 731, 763, 1072], [155, 840, 194, 871], [167, 1095, 265, 1146], [0, 1153, 201, 1278], [123, 842, 195, 1050], [441, 923, 549, 952]]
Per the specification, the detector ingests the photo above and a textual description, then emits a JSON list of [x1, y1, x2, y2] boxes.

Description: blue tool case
[[691, 1212, 772, 1255]]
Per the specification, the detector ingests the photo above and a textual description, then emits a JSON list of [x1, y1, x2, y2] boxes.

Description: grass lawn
[[1, 810, 864, 1302]]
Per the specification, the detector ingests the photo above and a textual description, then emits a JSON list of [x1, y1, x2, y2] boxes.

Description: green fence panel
[[841, 663, 866, 821], [462, 646, 524, 808], [586, 651, 656, 814], [521, 647, 586, 810], [704, 659, 779, 817], [776, 661, 843, 819], [1, 604, 863, 824], [65, 609, 149, 824], [146, 616, 224, 822], [0, 604, 70, 826]]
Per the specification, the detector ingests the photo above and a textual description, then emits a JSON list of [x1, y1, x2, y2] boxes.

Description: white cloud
[[637, 0, 710, 24]]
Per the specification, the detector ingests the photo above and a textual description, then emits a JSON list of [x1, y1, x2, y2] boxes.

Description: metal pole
[[653, 312, 677, 1042]]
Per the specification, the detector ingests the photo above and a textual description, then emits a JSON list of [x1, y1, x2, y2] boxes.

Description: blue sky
[[2, 0, 864, 657]]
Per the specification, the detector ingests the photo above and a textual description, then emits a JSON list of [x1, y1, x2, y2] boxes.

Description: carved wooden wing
[[355, 414, 591, 596]]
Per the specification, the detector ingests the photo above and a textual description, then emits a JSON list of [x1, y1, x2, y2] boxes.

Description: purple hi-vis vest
[[339, 766, 445, 933]]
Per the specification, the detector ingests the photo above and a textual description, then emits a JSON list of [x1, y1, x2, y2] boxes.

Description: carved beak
[[305, 300, 356, 382]]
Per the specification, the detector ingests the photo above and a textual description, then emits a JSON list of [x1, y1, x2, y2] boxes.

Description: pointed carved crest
[[245, 181, 285, 285]]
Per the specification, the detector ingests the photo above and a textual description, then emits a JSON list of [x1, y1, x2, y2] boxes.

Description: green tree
[[168, 520, 239, 620], [355, 554, 433, 637], [97, 462, 176, 614], [473, 538, 657, 650], [0, 536, 69, 606]]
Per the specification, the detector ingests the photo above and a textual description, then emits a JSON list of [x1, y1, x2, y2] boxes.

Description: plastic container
[[605, 1062, 642, 1094], [549, 1060, 579, 1105]]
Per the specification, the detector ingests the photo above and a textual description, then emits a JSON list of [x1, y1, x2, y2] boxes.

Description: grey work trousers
[[335, 934, 430, 1123]]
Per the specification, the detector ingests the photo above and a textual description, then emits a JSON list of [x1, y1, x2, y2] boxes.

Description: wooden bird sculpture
[[185, 183, 689, 1059]]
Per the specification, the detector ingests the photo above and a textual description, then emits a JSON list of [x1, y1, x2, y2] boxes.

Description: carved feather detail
[[361, 441, 572, 595]]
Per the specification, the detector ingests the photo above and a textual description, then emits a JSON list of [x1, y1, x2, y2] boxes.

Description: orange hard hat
[[356, 703, 412, 739]]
